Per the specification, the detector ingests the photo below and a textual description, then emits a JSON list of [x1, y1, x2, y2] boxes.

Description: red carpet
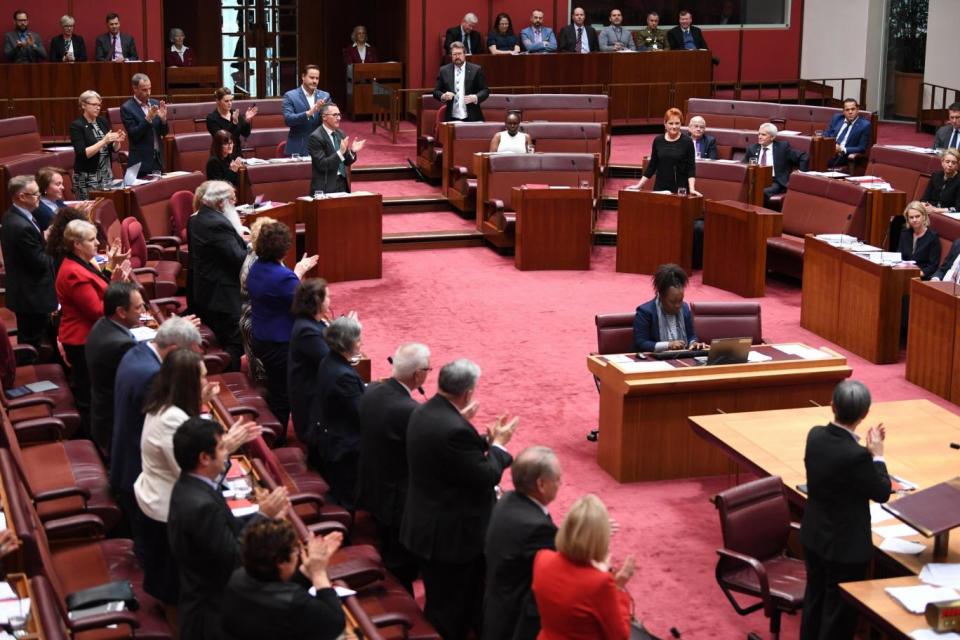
[[327, 244, 953, 637], [382, 210, 474, 234]]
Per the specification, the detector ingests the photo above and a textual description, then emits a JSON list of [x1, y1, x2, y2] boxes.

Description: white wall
[[923, 0, 960, 107]]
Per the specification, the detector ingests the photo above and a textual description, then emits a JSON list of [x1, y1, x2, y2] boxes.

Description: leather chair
[[121, 217, 181, 299], [168, 190, 194, 267], [234, 99, 286, 129], [241, 128, 289, 159], [170, 132, 212, 173], [690, 302, 763, 345], [595, 312, 636, 355], [714, 476, 806, 640], [242, 162, 310, 204], [91, 197, 122, 248]]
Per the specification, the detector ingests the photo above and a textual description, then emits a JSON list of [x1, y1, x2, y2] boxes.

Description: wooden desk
[[512, 187, 592, 271], [297, 194, 382, 283], [689, 399, 960, 573], [166, 66, 220, 97], [801, 236, 919, 364], [863, 189, 907, 248], [239, 201, 297, 269], [841, 576, 936, 640], [906, 279, 960, 403], [90, 171, 205, 222], [702, 200, 782, 297], [346, 62, 402, 117], [587, 344, 851, 483], [7, 573, 45, 639], [616, 190, 701, 275]]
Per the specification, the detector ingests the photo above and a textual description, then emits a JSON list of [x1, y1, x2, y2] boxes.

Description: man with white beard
[[187, 180, 248, 371]]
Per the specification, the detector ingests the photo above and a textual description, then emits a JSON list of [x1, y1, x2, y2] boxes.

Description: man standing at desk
[[800, 380, 891, 640], [282, 64, 330, 157], [434, 42, 489, 123], [4, 10, 45, 62], [121, 73, 168, 177], [308, 103, 364, 195]]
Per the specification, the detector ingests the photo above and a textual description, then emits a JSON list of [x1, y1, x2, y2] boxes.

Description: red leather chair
[[276, 140, 286, 157], [168, 189, 194, 267], [595, 312, 636, 355], [121, 217, 181, 299], [714, 476, 806, 640], [690, 302, 764, 345]]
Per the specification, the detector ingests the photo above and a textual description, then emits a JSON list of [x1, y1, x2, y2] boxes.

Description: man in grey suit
[[95, 13, 138, 61], [934, 102, 960, 151], [598, 9, 635, 51], [3, 10, 45, 62]]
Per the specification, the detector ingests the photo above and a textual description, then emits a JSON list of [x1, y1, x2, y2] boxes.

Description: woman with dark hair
[[632, 107, 700, 195], [206, 87, 257, 147], [488, 12, 520, 53], [246, 222, 318, 440], [633, 263, 704, 352], [221, 519, 345, 639], [288, 278, 333, 441], [134, 348, 260, 605], [206, 129, 243, 187]]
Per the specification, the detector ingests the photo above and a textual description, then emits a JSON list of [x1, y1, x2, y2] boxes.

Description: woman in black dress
[[632, 107, 701, 195], [205, 130, 242, 187], [69, 90, 125, 200], [898, 201, 941, 280], [922, 148, 960, 214], [205, 86, 258, 147]]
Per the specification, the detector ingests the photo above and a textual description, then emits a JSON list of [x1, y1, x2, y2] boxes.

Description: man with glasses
[[307, 103, 364, 195], [0, 175, 56, 350], [434, 42, 489, 123], [3, 10, 45, 62], [50, 14, 87, 62]]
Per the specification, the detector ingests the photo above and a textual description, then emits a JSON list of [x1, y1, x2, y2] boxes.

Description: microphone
[[950, 442, 960, 450], [387, 356, 425, 396]]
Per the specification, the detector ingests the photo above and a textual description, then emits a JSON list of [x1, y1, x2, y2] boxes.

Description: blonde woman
[[898, 201, 940, 280]]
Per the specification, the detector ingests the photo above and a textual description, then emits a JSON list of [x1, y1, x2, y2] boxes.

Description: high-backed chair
[[240, 128, 289, 159], [595, 312, 636, 355], [168, 190, 194, 267], [690, 302, 763, 345], [866, 145, 941, 202], [91, 196, 122, 248], [121, 217, 181, 298], [170, 132, 212, 173], [234, 99, 286, 129], [930, 212, 960, 259], [242, 161, 311, 204], [714, 476, 806, 640], [126, 173, 206, 255], [164, 102, 214, 134], [696, 160, 756, 203]]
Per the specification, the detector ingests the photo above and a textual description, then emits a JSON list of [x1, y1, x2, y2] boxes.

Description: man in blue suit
[[823, 98, 871, 169], [282, 64, 330, 157], [120, 73, 168, 177], [519, 9, 557, 53]]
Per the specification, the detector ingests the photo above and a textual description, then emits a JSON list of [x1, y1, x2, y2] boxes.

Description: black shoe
[[586, 429, 599, 442]]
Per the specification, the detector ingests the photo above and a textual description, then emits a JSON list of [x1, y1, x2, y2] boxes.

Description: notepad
[[617, 360, 675, 373], [24, 380, 57, 392], [772, 344, 829, 360], [873, 522, 922, 539], [879, 538, 926, 555], [886, 584, 958, 614]]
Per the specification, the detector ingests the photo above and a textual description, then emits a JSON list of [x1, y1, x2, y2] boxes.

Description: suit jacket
[[342, 44, 378, 65], [899, 227, 941, 280], [922, 171, 960, 210], [188, 206, 247, 317], [934, 124, 960, 150], [49, 34, 87, 62], [482, 492, 557, 640], [744, 139, 808, 189], [120, 97, 168, 176], [55, 254, 109, 345], [221, 568, 345, 640], [165, 47, 196, 67], [281, 87, 330, 157], [690, 133, 718, 159], [288, 317, 328, 439], [519, 26, 557, 53], [308, 126, 357, 194], [32, 199, 62, 231], [824, 114, 871, 155], [109, 341, 161, 489], [667, 25, 708, 50], [633, 298, 697, 352], [3, 30, 45, 62], [70, 116, 115, 174], [94, 32, 138, 61], [400, 394, 513, 563], [557, 25, 600, 53], [444, 26, 483, 56], [357, 378, 418, 527], [598, 25, 636, 51], [800, 423, 891, 563], [433, 62, 489, 122], [85, 317, 136, 452], [168, 473, 249, 640], [311, 352, 365, 463], [0, 206, 56, 314], [934, 238, 960, 281]]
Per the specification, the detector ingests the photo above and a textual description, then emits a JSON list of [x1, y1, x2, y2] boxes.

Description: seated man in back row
[[743, 123, 808, 208], [823, 98, 871, 169], [519, 9, 556, 53]]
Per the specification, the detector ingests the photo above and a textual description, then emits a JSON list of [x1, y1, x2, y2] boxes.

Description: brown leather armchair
[[595, 312, 636, 355], [690, 301, 763, 345]]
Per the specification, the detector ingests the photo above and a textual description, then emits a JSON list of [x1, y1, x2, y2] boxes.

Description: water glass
[[579, 180, 590, 190], [313, 190, 324, 200], [814, 130, 824, 138], [9, 615, 27, 637], [748, 157, 758, 166], [292, 153, 302, 161], [677, 187, 688, 197], [527, 144, 535, 154]]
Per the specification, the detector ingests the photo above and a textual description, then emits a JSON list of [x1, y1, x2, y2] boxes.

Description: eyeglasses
[[84, 102, 102, 107], [325, 113, 342, 118], [22, 191, 39, 198]]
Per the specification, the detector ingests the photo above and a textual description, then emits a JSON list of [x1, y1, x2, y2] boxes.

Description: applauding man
[[121, 73, 168, 177], [307, 103, 364, 195]]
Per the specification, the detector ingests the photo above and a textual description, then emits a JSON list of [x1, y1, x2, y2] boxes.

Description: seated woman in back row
[[206, 130, 242, 187], [489, 111, 531, 153], [633, 263, 705, 352]]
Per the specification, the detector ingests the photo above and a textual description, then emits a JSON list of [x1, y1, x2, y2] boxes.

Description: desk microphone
[[386, 356, 425, 396], [950, 442, 960, 450], [570, 157, 583, 193]]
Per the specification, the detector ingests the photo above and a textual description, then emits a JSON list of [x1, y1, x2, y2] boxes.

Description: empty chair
[[690, 302, 763, 345], [168, 189, 194, 266], [121, 217, 182, 299], [594, 312, 636, 355]]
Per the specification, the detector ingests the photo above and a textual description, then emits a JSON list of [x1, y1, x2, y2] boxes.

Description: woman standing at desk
[[631, 108, 700, 196], [922, 148, 960, 214], [206, 87, 258, 148], [70, 90, 125, 200], [898, 201, 940, 280], [633, 263, 702, 353]]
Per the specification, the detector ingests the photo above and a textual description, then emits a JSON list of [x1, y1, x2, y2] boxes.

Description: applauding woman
[[70, 90, 125, 199], [206, 87, 257, 148], [206, 130, 243, 187]]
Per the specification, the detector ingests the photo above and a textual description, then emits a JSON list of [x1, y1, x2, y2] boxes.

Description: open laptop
[[109, 162, 141, 189], [700, 337, 753, 366]]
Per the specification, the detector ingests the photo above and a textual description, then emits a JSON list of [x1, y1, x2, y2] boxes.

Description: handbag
[[65, 580, 139, 612]]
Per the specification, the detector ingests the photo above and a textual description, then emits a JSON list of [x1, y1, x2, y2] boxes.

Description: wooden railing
[[917, 82, 959, 133]]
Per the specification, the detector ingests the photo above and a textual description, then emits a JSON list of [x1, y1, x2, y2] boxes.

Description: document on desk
[[910, 629, 960, 640], [885, 585, 959, 614], [873, 522, 922, 539], [617, 360, 675, 373], [871, 502, 895, 523], [920, 563, 960, 589], [0, 597, 30, 623], [772, 344, 829, 360], [879, 538, 926, 555], [747, 351, 772, 363]]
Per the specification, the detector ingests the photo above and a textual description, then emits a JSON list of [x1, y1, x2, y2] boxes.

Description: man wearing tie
[[120, 73, 168, 177], [687, 116, 718, 160], [823, 99, 871, 168], [281, 65, 330, 157], [3, 10, 45, 63], [444, 13, 482, 56], [934, 102, 960, 151], [744, 123, 808, 208], [520, 9, 557, 53], [308, 103, 364, 195], [558, 7, 599, 53], [95, 13, 138, 61], [667, 10, 709, 50], [434, 42, 489, 123], [599, 9, 635, 52]]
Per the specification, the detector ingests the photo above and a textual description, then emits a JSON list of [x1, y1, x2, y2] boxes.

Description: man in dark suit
[[85, 283, 142, 455], [444, 13, 482, 56], [401, 359, 519, 640], [187, 181, 247, 371], [688, 115, 718, 160], [744, 123, 809, 207], [308, 103, 363, 195], [3, 10, 45, 62], [557, 7, 600, 53], [168, 417, 289, 640], [434, 42, 489, 123], [49, 14, 86, 62], [823, 98, 872, 168], [933, 102, 960, 151], [121, 73, 168, 177], [482, 446, 560, 640], [800, 380, 891, 640], [0, 175, 56, 351], [667, 10, 709, 50], [357, 342, 432, 593], [95, 13, 138, 61]]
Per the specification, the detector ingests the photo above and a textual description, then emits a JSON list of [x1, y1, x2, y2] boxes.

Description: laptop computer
[[703, 337, 752, 366]]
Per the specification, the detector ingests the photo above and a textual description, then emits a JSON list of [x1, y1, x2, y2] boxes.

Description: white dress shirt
[[452, 63, 467, 120]]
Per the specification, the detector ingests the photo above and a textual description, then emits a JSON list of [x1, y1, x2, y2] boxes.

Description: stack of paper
[[872, 522, 921, 539], [920, 564, 960, 589], [910, 628, 960, 639], [772, 344, 829, 360], [886, 585, 959, 614], [617, 360, 675, 374], [0, 597, 30, 623]]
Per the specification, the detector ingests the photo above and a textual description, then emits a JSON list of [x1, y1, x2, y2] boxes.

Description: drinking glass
[[313, 190, 324, 200], [677, 187, 688, 197]]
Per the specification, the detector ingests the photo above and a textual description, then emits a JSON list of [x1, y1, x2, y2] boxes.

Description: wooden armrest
[[328, 556, 385, 589], [145, 244, 166, 260], [6, 396, 55, 413], [44, 513, 106, 539], [485, 198, 505, 221], [371, 612, 413, 631], [449, 165, 470, 192], [306, 520, 349, 537], [147, 235, 182, 247], [227, 405, 260, 419], [289, 492, 326, 508], [416, 135, 436, 156], [132, 266, 159, 277]]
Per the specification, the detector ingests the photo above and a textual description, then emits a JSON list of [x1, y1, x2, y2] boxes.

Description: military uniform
[[633, 28, 669, 51]]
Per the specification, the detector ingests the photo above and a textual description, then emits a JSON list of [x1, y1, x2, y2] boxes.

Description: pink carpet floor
[[381, 210, 475, 234], [326, 244, 953, 638], [355, 179, 442, 198]]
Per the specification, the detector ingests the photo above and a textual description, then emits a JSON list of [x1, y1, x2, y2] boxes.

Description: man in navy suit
[[667, 10, 709, 50], [557, 7, 600, 53], [94, 13, 138, 61], [823, 98, 871, 168], [444, 13, 483, 56], [744, 123, 809, 207], [519, 9, 557, 53], [120, 73, 168, 177], [33, 167, 66, 231], [688, 115, 718, 160], [281, 64, 330, 157]]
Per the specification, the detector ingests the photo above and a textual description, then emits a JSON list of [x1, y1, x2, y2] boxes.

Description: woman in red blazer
[[342, 25, 379, 64], [532, 494, 636, 640]]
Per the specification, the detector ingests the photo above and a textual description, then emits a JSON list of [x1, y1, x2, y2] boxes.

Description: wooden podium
[[616, 190, 701, 274], [702, 200, 782, 297], [166, 66, 220, 96], [512, 187, 592, 271], [346, 62, 402, 117], [906, 279, 960, 402], [297, 194, 382, 283]]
